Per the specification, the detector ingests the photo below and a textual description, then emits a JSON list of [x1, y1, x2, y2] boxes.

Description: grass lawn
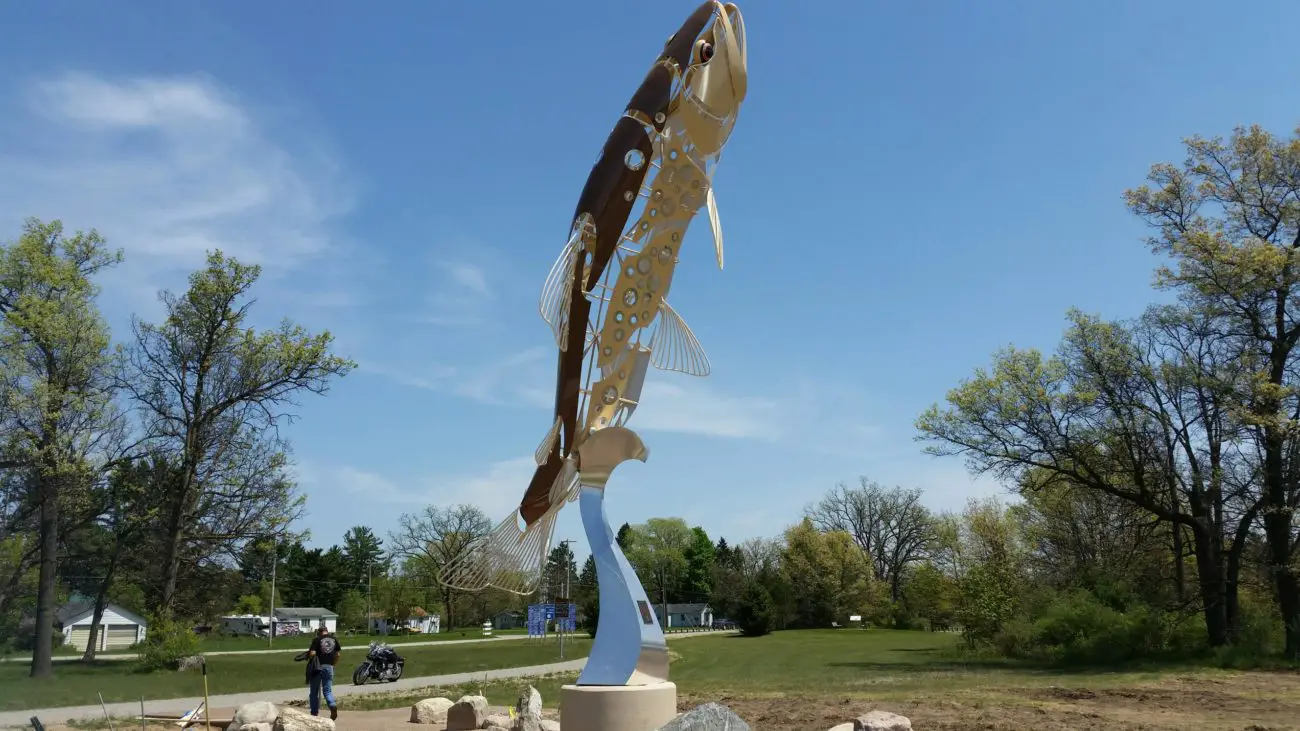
[[0, 637, 590, 712], [320, 630, 1300, 731]]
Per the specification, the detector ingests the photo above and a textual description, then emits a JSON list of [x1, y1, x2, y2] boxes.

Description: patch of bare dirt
[[680, 673, 1300, 731]]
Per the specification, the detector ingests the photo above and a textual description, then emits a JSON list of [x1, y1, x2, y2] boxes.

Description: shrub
[[136, 613, 199, 671], [734, 581, 775, 637]]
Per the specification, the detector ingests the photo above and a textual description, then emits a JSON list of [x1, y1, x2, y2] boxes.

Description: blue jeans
[[309, 664, 335, 715]]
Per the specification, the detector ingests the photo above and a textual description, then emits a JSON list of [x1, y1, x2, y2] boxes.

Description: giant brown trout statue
[[440, 2, 748, 708]]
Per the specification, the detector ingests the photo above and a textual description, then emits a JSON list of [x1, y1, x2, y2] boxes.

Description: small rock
[[409, 697, 454, 724], [445, 695, 489, 731], [239, 723, 274, 731], [275, 707, 335, 731], [657, 702, 750, 730], [176, 655, 206, 672], [483, 714, 512, 729], [484, 727, 510, 731], [232, 701, 279, 728], [513, 686, 544, 731], [828, 724, 855, 731], [539, 721, 560, 731], [854, 710, 912, 731]]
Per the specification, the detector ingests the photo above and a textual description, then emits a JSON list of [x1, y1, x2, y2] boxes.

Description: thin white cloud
[[446, 263, 491, 298], [633, 380, 783, 441], [421, 260, 500, 327], [0, 71, 355, 315], [296, 457, 534, 521]]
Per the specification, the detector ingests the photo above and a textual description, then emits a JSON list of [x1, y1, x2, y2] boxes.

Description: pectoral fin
[[540, 233, 580, 350], [649, 300, 711, 377], [706, 186, 724, 270], [535, 416, 562, 466]]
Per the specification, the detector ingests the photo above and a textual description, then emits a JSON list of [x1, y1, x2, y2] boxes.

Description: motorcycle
[[352, 641, 405, 685]]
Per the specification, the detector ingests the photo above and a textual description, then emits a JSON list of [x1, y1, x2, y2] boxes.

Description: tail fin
[[438, 508, 559, 596]]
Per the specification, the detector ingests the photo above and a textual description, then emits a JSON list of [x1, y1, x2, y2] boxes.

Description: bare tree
[[388, 504, 492, 630], [806, 479, 936, 601]]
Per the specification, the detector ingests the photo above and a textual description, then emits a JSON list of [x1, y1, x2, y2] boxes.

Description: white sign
[[849, 615, 862, 622]]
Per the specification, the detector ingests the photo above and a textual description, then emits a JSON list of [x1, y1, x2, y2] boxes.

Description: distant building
[[58, 602, 148, 651], [652, 603, 713, 629], [370, 607, 440, 635], [493, 610, 524, 630], [275, 607, 338, 634]]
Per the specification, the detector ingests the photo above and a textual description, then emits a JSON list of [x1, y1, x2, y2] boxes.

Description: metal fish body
[[440, 1, 748, 596]]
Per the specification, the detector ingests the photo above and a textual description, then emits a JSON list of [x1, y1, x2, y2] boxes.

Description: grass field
[[0, 637, 591, 712], [12, 630, 1300, 730], [322, 630, 1300, 731]]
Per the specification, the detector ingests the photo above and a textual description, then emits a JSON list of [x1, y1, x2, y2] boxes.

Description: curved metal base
[[577, 483, 669, 685]]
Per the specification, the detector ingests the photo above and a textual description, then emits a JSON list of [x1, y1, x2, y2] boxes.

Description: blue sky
[[3, 0, 1299, 558]]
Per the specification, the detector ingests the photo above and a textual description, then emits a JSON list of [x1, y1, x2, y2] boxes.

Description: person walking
[[305, 625, 342, 719]]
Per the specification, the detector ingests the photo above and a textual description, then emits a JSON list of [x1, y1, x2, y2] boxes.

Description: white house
[[58, 602, 148, 651], [370, 607, 440, 634], [275, 607, 338, 634], [653, 603, 713, 629]]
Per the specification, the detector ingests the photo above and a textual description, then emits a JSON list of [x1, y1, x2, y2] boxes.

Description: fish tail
[[438, 508, 559, 596]]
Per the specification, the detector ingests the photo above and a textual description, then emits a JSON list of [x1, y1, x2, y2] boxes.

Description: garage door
[[68, 627, 91, 651], [105, 625, 137, 649]]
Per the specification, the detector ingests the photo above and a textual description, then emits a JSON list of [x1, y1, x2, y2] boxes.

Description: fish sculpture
[[441, 0, 748, 596]]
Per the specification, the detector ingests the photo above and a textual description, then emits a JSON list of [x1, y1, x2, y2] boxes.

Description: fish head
[[668, 2, 748, 157]]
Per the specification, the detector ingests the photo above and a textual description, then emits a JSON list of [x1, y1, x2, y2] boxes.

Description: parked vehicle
[[353, 641, 405, 685]]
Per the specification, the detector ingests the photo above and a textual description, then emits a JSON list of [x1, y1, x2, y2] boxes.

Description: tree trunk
[[1188, 522, 1229, 647], [30, 477, 58, 678], [158, 482, 190, 616], [82, 543, 121, 662]]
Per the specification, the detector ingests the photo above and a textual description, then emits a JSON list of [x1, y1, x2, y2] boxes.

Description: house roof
[[56, 601, 149, 628], [662, 603, 710, 614], [274, 607, 337, 618]]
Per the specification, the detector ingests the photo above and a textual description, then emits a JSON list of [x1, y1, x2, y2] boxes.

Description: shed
[[493, 610, 523, 630], [275, 607, 338, 634], [58, 602, 148, 651], [652, 603, 713, 628]]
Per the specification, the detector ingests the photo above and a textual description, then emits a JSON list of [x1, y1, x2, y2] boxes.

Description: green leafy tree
[[1124, 125, 1300, 658], [342, 526, 388, 586], [336, 589, 367, 632], [900, 563, 958, 631], [121, 251, 354, 616], [683, 527, 716, 602], [623, 518, 692, 615], [0, 219, 124, 677], [577, 555, 598, 636], [541, 542, 579, 603], [734, 580, 775, 637]]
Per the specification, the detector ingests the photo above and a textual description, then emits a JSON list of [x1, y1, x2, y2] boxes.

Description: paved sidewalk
[[2, 659, 587, 729], [3, 630, 734, 728], [0, 634, 531, 664]]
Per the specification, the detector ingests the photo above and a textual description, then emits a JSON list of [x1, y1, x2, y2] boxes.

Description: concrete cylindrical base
[[560, 682, 678, 731]]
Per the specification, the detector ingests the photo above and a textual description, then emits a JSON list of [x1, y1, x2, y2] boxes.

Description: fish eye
[[695, 40, 714, 64]]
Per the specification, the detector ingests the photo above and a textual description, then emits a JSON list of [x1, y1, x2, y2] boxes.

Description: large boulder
[[231, 702, 279, 729], [512, 686, 544, 731], [445, 694, 489, 731], [409, 697, 454, 724], [854, 710, 912, 731], [275, 707, 335, 731], [657, 702, 750, 730]]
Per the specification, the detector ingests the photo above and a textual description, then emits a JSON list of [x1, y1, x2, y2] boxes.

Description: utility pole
[[366, 561, 373, 637], [268, 556, 277, 649]]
